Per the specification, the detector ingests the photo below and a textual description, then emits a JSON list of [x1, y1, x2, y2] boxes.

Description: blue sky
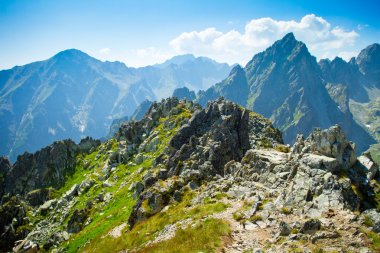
[[0, 0, 379, 69]]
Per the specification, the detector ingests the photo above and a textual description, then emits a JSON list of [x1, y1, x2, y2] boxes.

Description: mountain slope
[[1, 98, 380, 252], [196, 33, 376, 152], [319, 44, 380, 153], [0, 49, 155, 161], [0, 51, 231, 161]]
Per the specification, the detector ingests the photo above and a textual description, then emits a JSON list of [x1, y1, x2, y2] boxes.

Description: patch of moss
[[275, 144, 290, 153], [249, 215, 262, 222], [363, 228, 380, 252], [281, 207, 292, 215], [260, 138, 273, 148], [364, 215, 374, 227], [233, 211, 245, 222]]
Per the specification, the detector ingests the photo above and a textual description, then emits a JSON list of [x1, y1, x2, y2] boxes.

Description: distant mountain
[[320, 43, 380, 156], [172, 87, 196, 100], [136, 54, 231, 98], [0, 51, 231, 161], [195, 33, 377, 153]]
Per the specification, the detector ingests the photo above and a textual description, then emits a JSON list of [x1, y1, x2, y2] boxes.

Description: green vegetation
[[275, 144, 290, 153], [260, 138, 273, 148], [369, 179, 380, 211], [364, 215, 374, 227], [142, 218, 231, 253], [281, 207, 292, 215], [248, 215, 262, 222], [369, 143, 380, 165], [233, 211, 245, 222], [361, 227, 380, 252], [81, 190, 229, 252], [53, 107, 195, 252]]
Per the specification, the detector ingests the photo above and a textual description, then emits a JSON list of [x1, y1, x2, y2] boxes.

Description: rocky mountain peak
[[357, 43, 380, 84], [51, 49, 92, 62], [229, 64, 245, 76], [270, 32, 310, 60]]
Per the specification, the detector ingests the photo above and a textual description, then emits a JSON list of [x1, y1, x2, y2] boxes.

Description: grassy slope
[[37, 103, 231, 252]]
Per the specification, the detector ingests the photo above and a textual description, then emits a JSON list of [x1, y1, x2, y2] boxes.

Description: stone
[[78, 180, 95, 195], [157, 169, 168, 180], [278, 221, 291, 236], [300, 154, 340, 173], [39, 199, 57, 215], [144, 176, 157, 188], [246, 201, 261, 217], [361, 209, 380, 232], [133, 182, 145, 199], [64, 184, 79, 200], [102, 180, 112, 188], [173, 190, 182, 202], [188, 181, 199, 190], [135, 153, 144, 165], [294, 125, 356, 169], [13, 240, 39, 253], [311, 231, 339, 243], [357, 155, 379, 180], [67, 208, 89, 233], [299, 219, 321, 235], [26, 188, 53, 207]]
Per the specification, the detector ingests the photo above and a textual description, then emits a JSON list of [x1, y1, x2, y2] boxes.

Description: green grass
[[364, 215, 374, 227], [141, 218, 231, 253], [22, 104, 205, 252], [275, 144, 290, 153], [248, 215, 262, 222], [362, 227, 380, 252], [80, 190, 229, 252], [369, 143, 380, 165], [232, 211, 245, 222], [58, 108, 194, 251], [281, 207, 292, 215]]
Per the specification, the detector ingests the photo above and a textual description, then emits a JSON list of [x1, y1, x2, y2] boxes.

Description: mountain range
[[1, 33, 379, 162], [0, 51, 231, 161], [185, 33, 379, 154], [1, 97, 380, 252]]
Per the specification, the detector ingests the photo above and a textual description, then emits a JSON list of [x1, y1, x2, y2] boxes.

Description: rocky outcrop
[[1, 97, 379, 252], [67, 208, 90, 234], [128, 98, 283, 227], [0, 196, 30, 252], [173, 87, 196, 101], [292, 125, 356, 169], [0, 157, 11, 198], [1, 137, 100, 198]]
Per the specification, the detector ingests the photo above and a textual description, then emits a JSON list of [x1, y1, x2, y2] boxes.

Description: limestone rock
[[278, 221, 291, 236], [299, 219, 321, 235], [357, 155, 379, 180]]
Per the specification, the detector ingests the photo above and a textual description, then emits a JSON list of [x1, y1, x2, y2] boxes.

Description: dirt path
[[211, 199, 266, 252]]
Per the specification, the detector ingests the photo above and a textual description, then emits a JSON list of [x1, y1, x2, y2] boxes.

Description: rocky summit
[[1, 98, 380, 253]]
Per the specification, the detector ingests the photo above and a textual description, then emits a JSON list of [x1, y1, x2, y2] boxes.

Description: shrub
[[233, 212, 245, 222], [281, 207, 292, 215], [275, 144, 290, 153], [249, 215, 262, 222]]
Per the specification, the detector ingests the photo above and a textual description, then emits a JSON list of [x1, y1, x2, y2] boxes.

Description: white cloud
[[169, 14, 359, 65], [123, 47, 175, 67], [99, 47, 111, 55]]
